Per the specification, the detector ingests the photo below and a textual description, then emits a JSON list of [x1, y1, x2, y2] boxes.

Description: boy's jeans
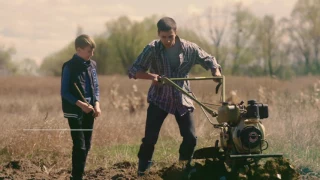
[[68, 113, 94, 180]]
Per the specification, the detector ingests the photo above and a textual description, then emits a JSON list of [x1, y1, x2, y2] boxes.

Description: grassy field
[[0, 75, 319, 175]]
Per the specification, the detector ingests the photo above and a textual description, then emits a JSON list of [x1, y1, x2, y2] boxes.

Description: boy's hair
[[75, 34, 96, 49], [157, 17, 177, 33]]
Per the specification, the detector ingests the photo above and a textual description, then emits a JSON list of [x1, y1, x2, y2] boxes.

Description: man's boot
[[179, 159, 196, 179], [137, 159, 153, 176]]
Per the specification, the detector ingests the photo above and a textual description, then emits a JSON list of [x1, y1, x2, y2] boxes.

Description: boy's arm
[[93, 68, 100, 104], [94, 101, 101, 117], [93, 73, 101, 117], [61, 66, 79, 104], [128, 44, 155, 80]]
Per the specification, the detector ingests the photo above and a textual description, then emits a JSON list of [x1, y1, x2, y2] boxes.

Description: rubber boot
[[137, 159, 153, 176]]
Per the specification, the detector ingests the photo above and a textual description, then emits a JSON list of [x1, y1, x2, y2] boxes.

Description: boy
[[61, 34, 101, 180], [128, 17, 222, 176]]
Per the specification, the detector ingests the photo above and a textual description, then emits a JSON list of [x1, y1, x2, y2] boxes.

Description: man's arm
[[193, 44, 222, 76], [211, 67, 222, 76], [135, 71, 160, 85], [128, 44, 155, 79]]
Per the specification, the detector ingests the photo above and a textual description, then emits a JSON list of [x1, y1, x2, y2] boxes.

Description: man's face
[[158, 29, 176, 48], [77, 46, 94, 60]]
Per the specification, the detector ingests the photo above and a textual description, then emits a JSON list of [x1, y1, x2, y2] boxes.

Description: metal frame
[[160, 76, 284, 162], [160, 76, 225, 117]]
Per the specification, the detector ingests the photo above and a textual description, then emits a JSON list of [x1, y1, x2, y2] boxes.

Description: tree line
[[1, 0, 319, 79]]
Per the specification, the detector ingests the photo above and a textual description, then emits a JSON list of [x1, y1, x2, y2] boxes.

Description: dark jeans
[[68, 113, 94, 180], [138, 103, 197, 162]]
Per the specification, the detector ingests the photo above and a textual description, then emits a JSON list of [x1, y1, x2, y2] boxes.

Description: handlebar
[[157, 76, 226, 118]]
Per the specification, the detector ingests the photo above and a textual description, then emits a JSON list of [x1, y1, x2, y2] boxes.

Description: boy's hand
[[82, 104, 94, 114], [93, 102, 101, 117], [76, 100, 94, 114]]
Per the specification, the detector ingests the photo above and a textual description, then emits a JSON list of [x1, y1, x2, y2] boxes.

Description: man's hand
[[76, 100, 94, 114], [152, 75, 161, 85], [93, 102, 101, 118], [211, 67, 222, 83], [135, 71, 161, 85]]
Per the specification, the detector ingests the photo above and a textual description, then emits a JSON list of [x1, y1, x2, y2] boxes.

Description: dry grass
[[0, 75, 319, 173]]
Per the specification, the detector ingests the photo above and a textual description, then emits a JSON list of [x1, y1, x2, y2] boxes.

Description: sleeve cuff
[[210, 66, 222, 74], [128, 66, 138, 79], [128, 66, 146, 79]]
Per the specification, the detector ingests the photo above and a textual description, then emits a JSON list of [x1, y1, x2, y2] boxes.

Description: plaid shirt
[[128, 37, 221, 115]]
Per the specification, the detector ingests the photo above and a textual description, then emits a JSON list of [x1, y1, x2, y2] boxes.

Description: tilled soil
[[0, 158, 318, 180]]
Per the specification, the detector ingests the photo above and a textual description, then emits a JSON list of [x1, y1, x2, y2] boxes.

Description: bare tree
[[255, 15, 281, 76], [284, 0, 320, 74], [230, 3, 258, 75], [205, 7, 229, 68]]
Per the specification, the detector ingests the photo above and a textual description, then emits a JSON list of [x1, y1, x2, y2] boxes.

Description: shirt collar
[[159, 36, 186, 53], [74, 54, 91, 65]]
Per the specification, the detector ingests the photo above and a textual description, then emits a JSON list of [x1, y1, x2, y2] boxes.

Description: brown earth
[[0, 158, 319, 180]]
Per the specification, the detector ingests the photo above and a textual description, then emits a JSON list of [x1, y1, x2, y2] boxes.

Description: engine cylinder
[[232, 119, 266, 154]]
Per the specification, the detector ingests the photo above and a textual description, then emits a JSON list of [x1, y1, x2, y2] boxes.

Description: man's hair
[[75, 34, 96, 49], [157, 17, 177, 33]]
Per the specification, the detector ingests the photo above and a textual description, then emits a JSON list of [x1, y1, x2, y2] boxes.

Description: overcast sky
[[0, 0, 296, 65]]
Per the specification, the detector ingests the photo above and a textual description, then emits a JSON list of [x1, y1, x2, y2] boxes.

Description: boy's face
[[76, 46, 94, 60], [158, 29, 176, 48]]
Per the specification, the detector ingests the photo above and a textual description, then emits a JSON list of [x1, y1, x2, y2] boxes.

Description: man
[[128, 17, 221, 176]]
